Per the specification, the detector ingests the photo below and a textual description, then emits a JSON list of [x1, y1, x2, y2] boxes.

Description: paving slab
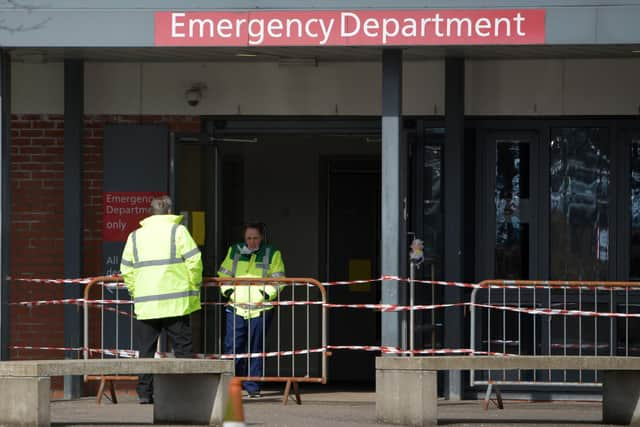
[[49, 386, 616, 427]]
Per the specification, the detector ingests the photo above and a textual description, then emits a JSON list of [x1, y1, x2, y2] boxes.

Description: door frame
[[475, 129, 543, 280]]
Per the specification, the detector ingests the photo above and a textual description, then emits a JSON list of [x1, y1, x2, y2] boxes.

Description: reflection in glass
[[550, 128, 609, 280], [631, 140, 640, 280], [422, 128, 444, 281], [423, 144, 442, 274], [495, 142, 529, 279]]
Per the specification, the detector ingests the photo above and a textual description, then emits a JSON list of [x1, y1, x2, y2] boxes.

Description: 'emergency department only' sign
[[155, 10, 545, 46]]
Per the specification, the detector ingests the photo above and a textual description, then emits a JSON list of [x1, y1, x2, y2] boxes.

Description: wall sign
[[103, 191, 166, 242], [155, 9, 545, 46]]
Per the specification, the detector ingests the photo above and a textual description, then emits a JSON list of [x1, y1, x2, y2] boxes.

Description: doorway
[[322, 157, 381, 383]]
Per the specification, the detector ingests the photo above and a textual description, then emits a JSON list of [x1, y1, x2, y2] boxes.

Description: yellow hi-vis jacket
[[218, 243, 285, 319], [120, 214, 203, 320]]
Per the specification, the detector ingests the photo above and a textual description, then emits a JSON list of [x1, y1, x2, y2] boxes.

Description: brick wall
[[9, 114, 201, 392]]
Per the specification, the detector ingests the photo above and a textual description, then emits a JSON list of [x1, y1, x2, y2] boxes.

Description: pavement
[[50, 385, 610, 426]]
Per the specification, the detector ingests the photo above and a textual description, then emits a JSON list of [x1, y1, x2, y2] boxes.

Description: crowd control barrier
[[14, 273, 640, 403], [199, 277, 327, 403], [83, 276, 137, 403], [470, 279, 640, 389]]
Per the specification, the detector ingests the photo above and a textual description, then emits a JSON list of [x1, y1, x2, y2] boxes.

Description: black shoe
[[247, 390, 261, 398], [139, 397, 154, 404]]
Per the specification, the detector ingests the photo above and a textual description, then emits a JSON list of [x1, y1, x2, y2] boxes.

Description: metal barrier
[[201, 277, 328, 395], [470, 280, 640, 388], [83, 276, 137, 403], [82, 276, 327, 403]]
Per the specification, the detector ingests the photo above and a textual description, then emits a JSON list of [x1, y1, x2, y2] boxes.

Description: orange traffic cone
[[223, 377, 246, 427]]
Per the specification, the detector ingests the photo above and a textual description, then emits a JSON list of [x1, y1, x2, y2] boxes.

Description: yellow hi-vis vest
[[218, 243, 285, 319], [120, 214, 203, 320]]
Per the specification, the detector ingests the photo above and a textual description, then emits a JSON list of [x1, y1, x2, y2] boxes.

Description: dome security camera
[[185, 83, 206, 107]]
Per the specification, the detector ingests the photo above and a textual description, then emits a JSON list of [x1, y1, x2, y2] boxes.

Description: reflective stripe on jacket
[[120, 214, 203, 320], [218, 243, 285, 319]]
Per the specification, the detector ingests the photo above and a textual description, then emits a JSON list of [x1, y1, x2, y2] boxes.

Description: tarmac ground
[[50, 384, 610, 427]]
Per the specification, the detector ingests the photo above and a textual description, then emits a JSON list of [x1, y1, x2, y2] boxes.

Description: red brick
[[33, 121, 55, 129], [12, 121, 32, 129], [20, 129, 44, 137], [44, 130, 64, 138]]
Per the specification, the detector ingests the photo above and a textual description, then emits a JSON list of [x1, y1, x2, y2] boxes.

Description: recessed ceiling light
[[236, 53, 257, 57], [633, 50, 640, 53]]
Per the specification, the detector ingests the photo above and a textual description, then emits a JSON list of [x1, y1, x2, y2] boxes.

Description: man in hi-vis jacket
[[120, 195, 203, 404]]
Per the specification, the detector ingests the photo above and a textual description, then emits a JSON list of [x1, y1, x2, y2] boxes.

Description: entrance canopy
[[2, 0, 640, 48]]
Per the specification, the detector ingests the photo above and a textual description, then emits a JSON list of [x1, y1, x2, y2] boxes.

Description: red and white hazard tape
[[10, 298, 87, 307], [473, 302, 640, 318], [14, 296, 640, 319], [7, 275, 124, 287], [10, 345, 138, 358], [154, 346, 514, 360], [10, 298, 133, 307], [11, 274, 640, 293]]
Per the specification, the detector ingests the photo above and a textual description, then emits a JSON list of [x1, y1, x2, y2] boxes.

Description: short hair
[[150, 195, 172, 215], [242, 222, 266, 238]]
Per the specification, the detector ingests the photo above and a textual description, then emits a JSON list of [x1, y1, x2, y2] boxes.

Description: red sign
[[103, 192, 166, 242], [155, 9, 545, 46]]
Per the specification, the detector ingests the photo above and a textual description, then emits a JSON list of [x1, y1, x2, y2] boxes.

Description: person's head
[[150, 195, 173, 215], [242, 222, 266, 250]]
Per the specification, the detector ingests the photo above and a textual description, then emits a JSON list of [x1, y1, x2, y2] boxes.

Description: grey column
[[381, 49, 407, 350], [443, 58, 465, 400], [64, 60, 84, 398], [0, 51, 10, 361]]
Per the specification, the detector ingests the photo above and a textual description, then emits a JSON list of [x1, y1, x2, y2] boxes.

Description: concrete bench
[[376, 356, 640, 426], [0, 358, 234, 426]]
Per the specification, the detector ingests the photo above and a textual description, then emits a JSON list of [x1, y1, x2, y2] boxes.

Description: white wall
[[465, 58, 640, 116], [11, 58, 640, 116]]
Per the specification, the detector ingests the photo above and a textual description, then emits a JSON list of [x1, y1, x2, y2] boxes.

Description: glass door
[[477, 131, 540, 280], [549, 127, 610, 280]]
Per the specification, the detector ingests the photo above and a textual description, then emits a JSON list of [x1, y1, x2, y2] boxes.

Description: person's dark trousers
[[224, 309, 273, 394], [135, 314, 194, 400]]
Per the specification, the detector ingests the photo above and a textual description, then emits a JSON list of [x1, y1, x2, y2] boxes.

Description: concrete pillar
[[0, 376, 50, 426], [381, 49, 407, 351], [603, 371, 640, 425], [443, 57, 465, 400], [376, 363, 437, 426], [154, 373, 231, 426], [63, 60, 84, 399]]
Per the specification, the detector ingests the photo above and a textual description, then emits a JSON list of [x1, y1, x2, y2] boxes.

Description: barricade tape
[[155, 346, 514, 360], [14, 297, 640, 319], [13, 274, 640, 292], [472, 302, 640, 318], [384, 275, 640, 292], [10, 345, 139, 358], [9, 298, 133, 307]]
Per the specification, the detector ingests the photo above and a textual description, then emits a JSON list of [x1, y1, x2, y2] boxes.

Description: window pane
[[550, 128, 610, 280], [423, 129, 444, 280], [630, 139, 640, 280], [495, 141, 530, 279]]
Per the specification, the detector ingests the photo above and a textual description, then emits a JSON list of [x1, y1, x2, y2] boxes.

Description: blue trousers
[[224, 309, 272, 393]]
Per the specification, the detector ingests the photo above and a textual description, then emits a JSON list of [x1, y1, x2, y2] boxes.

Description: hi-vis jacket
[[120, 215, 203, 320], [218, 242, 285, 319]]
